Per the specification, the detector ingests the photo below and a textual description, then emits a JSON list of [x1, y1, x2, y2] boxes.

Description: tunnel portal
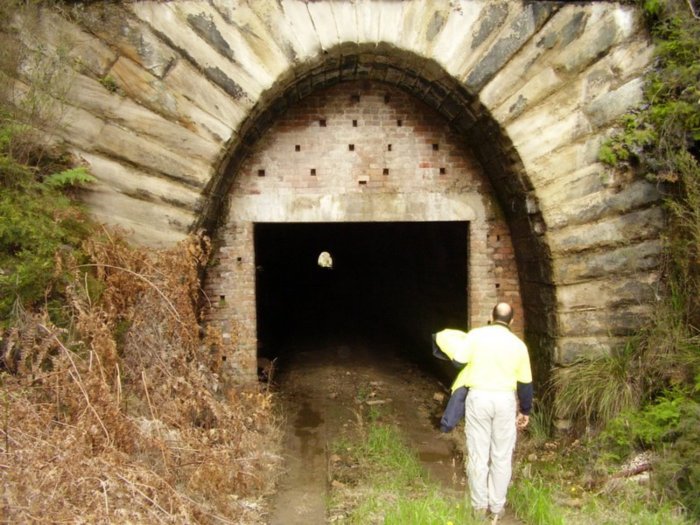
[[204, 80, 523, 381], [254, 221, 468, 365], [14, 1, 662, 385]]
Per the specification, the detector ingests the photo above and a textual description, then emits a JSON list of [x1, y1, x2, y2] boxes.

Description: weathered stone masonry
[[8, 1, 663, 385]]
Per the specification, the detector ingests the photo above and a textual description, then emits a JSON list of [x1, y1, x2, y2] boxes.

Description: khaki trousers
[[464, 389, 517, 513]]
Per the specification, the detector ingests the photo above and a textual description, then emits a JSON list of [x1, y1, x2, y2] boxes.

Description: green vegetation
[[508, 475, 565, 525], [327, 410, 696, 524], [0, 0, 95, 328], [0, 117, 94, 328], [327, 416, 476, 524], [551, 0, 700, 521]]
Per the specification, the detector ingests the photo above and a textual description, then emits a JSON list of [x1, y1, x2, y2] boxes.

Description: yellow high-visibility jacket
[[435, 325, 532, 393]]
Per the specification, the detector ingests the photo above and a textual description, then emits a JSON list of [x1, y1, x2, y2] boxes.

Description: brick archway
[[204, 79, 527, 380]]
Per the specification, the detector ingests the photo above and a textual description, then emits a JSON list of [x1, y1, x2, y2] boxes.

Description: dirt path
[[265, 334, 521, 524]]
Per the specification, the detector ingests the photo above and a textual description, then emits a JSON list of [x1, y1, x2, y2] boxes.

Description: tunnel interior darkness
[[254, 221, 468, 366]]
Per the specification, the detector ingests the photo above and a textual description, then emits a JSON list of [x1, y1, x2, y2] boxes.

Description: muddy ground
[[264, 333, 521, 524]]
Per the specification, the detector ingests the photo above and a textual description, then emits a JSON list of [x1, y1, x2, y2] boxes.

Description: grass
[[329, 409, 697, 525], [551, 345, 642, 429], [509, 475, 566, 525], [510, 433, 696, 525], [328, 418, 481, 524], [383, 490, 472, 525]]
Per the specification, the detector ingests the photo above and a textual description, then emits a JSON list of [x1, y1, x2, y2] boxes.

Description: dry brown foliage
[[1, 230, 282, 524]]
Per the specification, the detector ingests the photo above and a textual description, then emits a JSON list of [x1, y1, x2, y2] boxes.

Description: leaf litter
[[1, 230, 282, 524]]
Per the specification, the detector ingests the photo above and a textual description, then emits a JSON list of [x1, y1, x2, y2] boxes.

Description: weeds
[[329, 415, 479, 524], [569, 2, 700, 519], [509, 475, 566, 525], [362, 424, 425, 487], [1, 232, 282, 523], [551, 343, 642, 429]]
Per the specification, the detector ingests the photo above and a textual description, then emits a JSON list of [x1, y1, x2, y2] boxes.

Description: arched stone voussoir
[[129, 2, 262, 104], [558, 303, 657, 341], [76, 150, 202, 212], [552, 239, 663, 285], [70, 2, 179, 79], [84, 185, 195, 248], [556, 274, 660, 314], [65, 72, 221, 166], [555, 336, 632, 365], [541, 179, 662, 232], [546, 207, 665, 257]]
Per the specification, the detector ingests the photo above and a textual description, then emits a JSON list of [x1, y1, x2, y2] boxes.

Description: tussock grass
[[509, 476, 565, 525], [551, 345, 642, 428]]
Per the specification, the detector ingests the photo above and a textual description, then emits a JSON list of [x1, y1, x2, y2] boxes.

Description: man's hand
[[516, 413, 529, 429]]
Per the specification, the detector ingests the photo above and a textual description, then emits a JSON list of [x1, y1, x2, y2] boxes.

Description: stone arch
[[7, 1, 662, 383], [202, 49, 552, 382], [205, 75, 531, 380]]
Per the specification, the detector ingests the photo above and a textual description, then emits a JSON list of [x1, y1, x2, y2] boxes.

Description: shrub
[[551, 343, 642, 428], [1, 232, 283, 523], [0, 138, 93, 327]]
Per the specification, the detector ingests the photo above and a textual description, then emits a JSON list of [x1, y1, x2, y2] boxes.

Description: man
[[435, 303, 533, 523]]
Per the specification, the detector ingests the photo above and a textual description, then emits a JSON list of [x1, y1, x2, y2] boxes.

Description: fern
[[43, 167, 96, 189]]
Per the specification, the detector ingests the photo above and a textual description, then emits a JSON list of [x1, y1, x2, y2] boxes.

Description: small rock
[[562, 497, 584, 508]]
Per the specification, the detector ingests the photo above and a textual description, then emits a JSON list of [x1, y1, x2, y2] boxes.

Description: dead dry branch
[[0, 232, 282, 523]]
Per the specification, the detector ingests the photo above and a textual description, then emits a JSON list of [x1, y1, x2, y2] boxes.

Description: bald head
[[492, 302, 514, 325]]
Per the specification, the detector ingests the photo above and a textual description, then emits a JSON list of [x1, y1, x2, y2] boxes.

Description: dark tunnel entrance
[[254, 221, 468, 372]]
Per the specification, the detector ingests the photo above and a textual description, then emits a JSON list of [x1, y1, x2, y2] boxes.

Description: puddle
[[295, 401, 323, 432], [419, 450, 454, 463]]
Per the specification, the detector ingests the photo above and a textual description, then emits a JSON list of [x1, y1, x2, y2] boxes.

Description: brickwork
[[204, 81, 522, 380]]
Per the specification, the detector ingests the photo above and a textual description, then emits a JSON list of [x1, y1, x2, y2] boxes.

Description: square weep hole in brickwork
[[349, 144, 355, 151], [295, 145, 301, 151], [319, 119, 326, 127], [257, 169, 265, 177], [310, 168, 316, 176], [440, 167, 446, 175], [352, 119, 358, 127]]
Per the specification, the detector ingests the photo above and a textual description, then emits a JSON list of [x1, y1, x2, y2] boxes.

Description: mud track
[[265, 334, 521, 524]]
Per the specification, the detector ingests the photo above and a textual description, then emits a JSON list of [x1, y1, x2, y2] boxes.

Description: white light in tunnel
[[317, 251, 333, 269]]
